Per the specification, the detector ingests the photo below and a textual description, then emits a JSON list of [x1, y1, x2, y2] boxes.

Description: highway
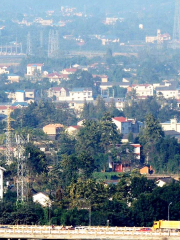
[[0, 226, 180, 240]]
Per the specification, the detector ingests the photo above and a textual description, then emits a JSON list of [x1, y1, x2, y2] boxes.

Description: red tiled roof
[[113, 117, 132, 123]]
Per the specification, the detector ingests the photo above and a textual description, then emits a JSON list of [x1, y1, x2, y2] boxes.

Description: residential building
[[27, 64, 44, 76], [25, 89, 35, 100], [48, 87, 69, 100], [15, 90, 25, 102], [160, 117, 180, 132], [146, 29, 171, 44], [128, 84, 154, 97], [43, 124, 64, 139], [69, 88, 93, 101], [156, 86, 179, 99], [0, 65, 9, 74], [0, 167, 6, 200], [156, 177, 177, 187], [7, 73, 20, 83], [61, 68, 77, 75], [0, 106, 17, 115], [112, 117, 131, 135]]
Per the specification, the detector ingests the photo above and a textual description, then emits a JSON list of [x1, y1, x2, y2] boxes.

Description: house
[[27, 63, 44, 76], [66, 125, 81, 135], [0, 65, 9, 74], [25, 89, 35, 100], [61, 68, 77, 75], [0, 106, 17, 115], [146, 29, 171, 44], [46, 73, 62, 84], [43, 124, 64, 139], [48, 87, 69, 100], [156, 86, 179, 99], [7, 73, 20, 83], [0, 167, 6, 200], [112, 117, 132, 135], [33, 192, 51, 207], [156, 177, 177, 187], [93, 74, 108, 83], [128, 84, 154, 97], [69, 88, 93, 101], [14, 90, 25, 102], [140, 166, 154, 175], [160, 117, 180, 133], [100, 82, 130, 92]]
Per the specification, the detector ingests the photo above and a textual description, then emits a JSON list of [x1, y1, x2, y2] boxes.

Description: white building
[[0, 66, 9, 74], [160, 118, 180, 132], [15, 90, 25, 102], [0, 167, 6, 200], [156, 86, 179, 99], [69, 88, 93, 101], [112, 117, 132, 135], [131, 84, 154, 97], [27, 64, 44, 76]]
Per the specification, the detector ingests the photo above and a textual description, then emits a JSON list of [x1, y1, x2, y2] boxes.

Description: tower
[[16, 134, 29, 203], [5, 107, 14, 165], [40, 30, 43, 48], [48, 30, 59, 58], [173, 0, 180, 48], [26, 32, 32, 55]]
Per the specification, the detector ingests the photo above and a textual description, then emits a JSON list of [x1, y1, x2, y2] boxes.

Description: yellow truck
[[153, 220, 180, 231]]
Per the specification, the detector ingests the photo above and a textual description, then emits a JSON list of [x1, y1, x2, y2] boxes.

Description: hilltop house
[[27, 63, 44, 76]]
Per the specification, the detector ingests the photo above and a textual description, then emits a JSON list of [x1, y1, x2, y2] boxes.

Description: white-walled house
[[131, 84, 154, 97], [0, 167, 6, 200], [156, 86, 179, 99], [112, 117, 132, 134], [160, 118, 180, 132], [15, 90, 25, 102], [69, 88, 93, 101], [27, 64, 44, 76]]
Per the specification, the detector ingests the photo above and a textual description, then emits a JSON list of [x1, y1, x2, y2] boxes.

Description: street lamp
[[168, 202, 172, 221]]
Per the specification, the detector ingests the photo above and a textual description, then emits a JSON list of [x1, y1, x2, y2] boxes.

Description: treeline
[[1, 174, 180, 227]]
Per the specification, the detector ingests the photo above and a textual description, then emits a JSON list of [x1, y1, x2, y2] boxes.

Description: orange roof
[[113, 117, 132, 123]]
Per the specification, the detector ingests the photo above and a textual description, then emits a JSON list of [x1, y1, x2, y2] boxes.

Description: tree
[[139, 114, 164, 165], [25, 143, 48, 177]]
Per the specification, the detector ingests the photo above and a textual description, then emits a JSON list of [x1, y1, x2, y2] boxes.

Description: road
[[0, 225, 180, 240]]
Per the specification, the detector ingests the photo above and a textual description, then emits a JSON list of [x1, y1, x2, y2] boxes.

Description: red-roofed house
[[112, 117, 132, 134], [0, 106, 17, 115], [61, 68, 77, 75], [27, 64, 44, 76]]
